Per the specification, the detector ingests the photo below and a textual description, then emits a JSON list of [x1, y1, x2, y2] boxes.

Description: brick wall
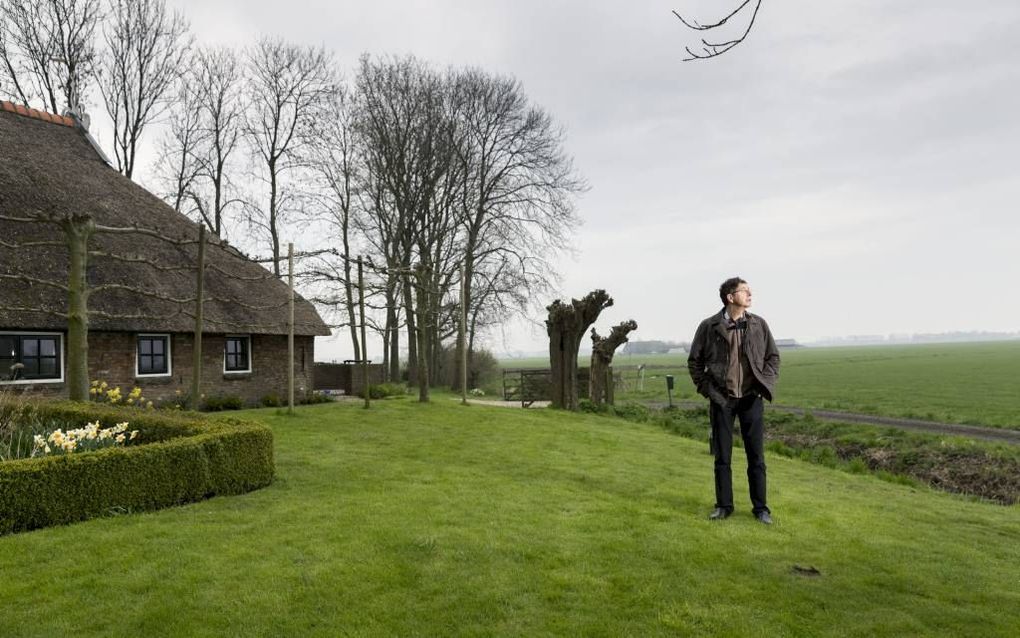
[[7, 331, 316, 406]]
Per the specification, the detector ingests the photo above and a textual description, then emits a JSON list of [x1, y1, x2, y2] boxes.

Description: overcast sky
[[147, 0, 1020, 358]]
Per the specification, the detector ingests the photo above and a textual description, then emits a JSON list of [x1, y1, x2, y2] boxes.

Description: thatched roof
[[0, 103, 330, 336]]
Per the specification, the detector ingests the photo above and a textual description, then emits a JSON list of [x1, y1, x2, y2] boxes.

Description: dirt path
[[460, 398, 1020, 445]]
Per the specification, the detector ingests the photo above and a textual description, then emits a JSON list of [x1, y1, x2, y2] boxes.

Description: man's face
[[727, 283, 753, 309]]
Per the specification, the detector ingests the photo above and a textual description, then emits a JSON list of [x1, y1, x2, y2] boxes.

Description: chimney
[[64, 108, 111, 166]]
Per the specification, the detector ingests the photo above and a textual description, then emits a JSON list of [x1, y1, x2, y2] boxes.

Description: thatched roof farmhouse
[[0, 101, 330, 404]]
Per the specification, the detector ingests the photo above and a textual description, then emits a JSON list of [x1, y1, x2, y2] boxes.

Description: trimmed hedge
[[0, 401, 274, 535]]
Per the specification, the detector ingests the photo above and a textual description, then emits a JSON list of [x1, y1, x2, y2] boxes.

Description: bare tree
[[589, 320, 637, 406], [0, 0, 100, 112], [448, 67, 585, 385], [354, 54, 458, 399], [546, 290, 613, 411], [302, 83, 364, 359], [155, 70, 205, 215], [191, 47, 244, 237], [354, 178, 407, 383], [243, 38, 333, 277], [673, 0, 763, 61], [99, 0, 191, 178], [343, 57, 586, 396], [464, 250, 549, 367]]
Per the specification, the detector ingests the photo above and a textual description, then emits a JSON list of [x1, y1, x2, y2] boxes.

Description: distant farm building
[[776, 339, 803, 349]]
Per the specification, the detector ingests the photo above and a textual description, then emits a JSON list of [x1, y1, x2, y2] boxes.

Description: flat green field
[[2, 400, 1018, 636], [500, 341, 1020, 429]]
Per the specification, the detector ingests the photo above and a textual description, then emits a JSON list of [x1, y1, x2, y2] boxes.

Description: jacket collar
[[712, 308, 756, 339]]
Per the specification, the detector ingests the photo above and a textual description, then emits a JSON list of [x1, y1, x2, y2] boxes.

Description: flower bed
[[0, 401, 274, 534]]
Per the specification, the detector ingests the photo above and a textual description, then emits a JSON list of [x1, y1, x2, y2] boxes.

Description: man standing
[[687, 277, 780, 524]]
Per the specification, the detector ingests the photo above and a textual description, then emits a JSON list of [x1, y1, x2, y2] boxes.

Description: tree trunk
[[343, 231, 360, 361], [387, 295, 400, 383], [269, 160, 281, 277], [414, 266, 430, 402], [545, 290, 613, 410], [589, 320, 638, 406], [61, 215, 95, 402], [402, 271, 418, 387], [452, 258, 473, 391]]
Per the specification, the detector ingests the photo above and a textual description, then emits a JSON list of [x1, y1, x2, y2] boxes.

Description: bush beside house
[[0, 402, 274, 534]]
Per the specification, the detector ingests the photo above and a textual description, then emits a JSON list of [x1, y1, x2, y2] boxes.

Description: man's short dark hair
[[719, 277, 747, 306]]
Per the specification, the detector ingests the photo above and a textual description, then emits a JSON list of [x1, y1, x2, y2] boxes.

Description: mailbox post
[[665, 374, 674, 408]]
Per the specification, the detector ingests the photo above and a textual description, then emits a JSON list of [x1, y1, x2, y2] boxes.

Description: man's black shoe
[[709, 508, 732, 520], [755, 511, 773, 525]]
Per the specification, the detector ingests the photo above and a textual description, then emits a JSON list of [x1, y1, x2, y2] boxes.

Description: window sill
[[0, 378, 64, 386], [222, 372, 253, 380], [134, 376, 174, 385]]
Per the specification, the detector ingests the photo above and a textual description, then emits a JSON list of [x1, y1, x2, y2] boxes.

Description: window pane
[[22, 358, 39, 376], [0, 336, 14, 358], [153, 355, 166, 373], [140, 339, 152, 355], [0, 356, 15, 378], [39, 358, 57, 377], [40, 339, 56, 357], [226, 339, 238, 355], [152, 338, 165, 355], [139, 354, 152, 373], [22, 339, 38, 357]]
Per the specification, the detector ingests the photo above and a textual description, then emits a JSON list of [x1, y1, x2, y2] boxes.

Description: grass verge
[[597, 402, 1020, 505]]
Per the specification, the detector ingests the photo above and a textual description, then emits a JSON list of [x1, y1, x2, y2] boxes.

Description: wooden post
[[190, 225, 206, 410], [359, 256, 369, 409], [288, 242, 294, 415], [460, 264, 468, 405]]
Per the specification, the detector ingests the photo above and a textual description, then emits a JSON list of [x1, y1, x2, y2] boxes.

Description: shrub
[[261, 393, 282, 408], [300, 391, 334, 405], [358, 382, 406, 399], [610, 402, 652, 423], [202, 394, 245, 412], [438, 345, 501, 393], [0, 401, 274, 535]]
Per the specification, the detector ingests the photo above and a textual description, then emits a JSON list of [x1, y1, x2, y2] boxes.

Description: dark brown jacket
[[688, 310, 781, 405]]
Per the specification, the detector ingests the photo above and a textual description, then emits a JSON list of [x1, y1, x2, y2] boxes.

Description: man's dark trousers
[[710, 394, 769, 515]]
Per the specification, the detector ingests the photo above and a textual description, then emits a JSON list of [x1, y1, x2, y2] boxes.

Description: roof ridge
[[0, 100, 75, 127]]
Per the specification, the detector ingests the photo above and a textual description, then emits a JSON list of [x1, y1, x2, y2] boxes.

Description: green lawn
[[2, 400, 1019, 636], [502, 341, 1020, 429]]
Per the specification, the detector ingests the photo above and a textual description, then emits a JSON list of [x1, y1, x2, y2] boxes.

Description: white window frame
[[135, 333, 172, 378], [0, 330, 65, 385], [223, 335, 253, 374]]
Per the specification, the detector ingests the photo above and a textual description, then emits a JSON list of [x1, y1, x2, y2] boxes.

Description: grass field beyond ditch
[[2, 400, 1018, 636], [501, 341, 1020, 429]]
